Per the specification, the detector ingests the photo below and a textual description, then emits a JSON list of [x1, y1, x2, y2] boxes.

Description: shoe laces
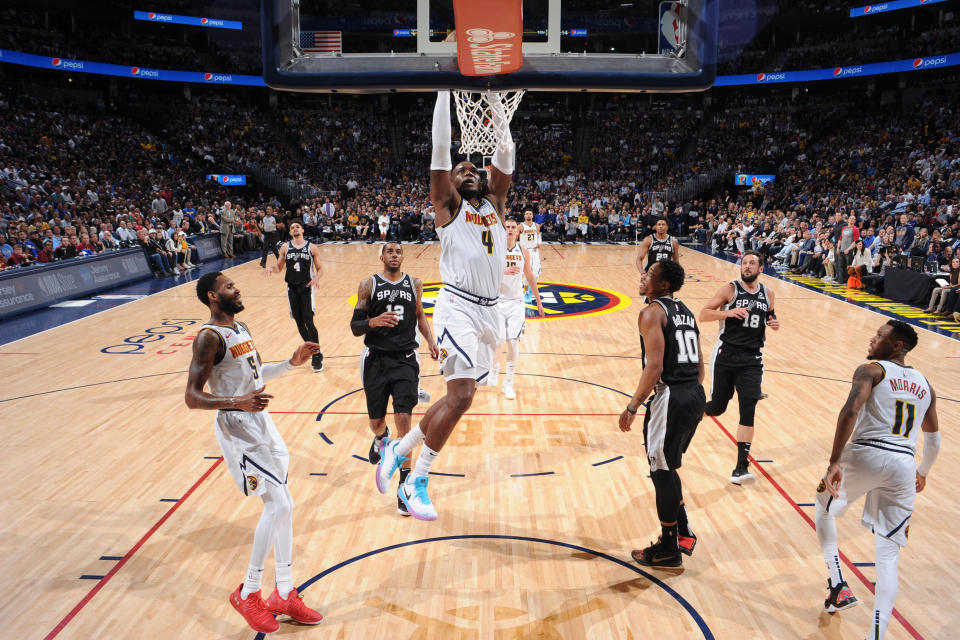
[[413, 477, 432, 504]]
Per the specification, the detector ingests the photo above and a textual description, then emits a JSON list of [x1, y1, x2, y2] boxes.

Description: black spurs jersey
[[646, 234, 675, 270], [640, 297, 701, 386], [365, 273, 419, 352], [717, 280, 771, 350], [285, 240, 314, 286]]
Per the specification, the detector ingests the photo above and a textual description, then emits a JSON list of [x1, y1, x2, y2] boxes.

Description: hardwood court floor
[[3, 244, 957, 640]]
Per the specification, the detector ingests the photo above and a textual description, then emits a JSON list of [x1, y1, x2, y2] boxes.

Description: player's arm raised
[[413, 277, 439, 360], [520, 246, 545, 317], [263, 242, 288, 276], [486, 93, 515, 218], [184, 329, 272, 412], [699, 283, 744, 322], [619, 305, 667, 432], [916, 384, 940, 492], [672, 238, 681, 263], [825, 362, 883, 497], [430, 91, 458, 227], [308, 242, 323, 288], [634, 237, 651, 273]]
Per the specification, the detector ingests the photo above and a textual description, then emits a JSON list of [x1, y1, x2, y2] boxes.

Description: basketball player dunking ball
[[262, 219, 325, 372], [636, 216, 680, 273], [619, 260, 706, 567], [699, 250, 780, 485], [375, 90, 515, 520], [519, 210, 542, 303], [495, 218, 544, 399], [352, 241, 439, 515], [185, 272, 323, 634], [815, 321, 940, 639]]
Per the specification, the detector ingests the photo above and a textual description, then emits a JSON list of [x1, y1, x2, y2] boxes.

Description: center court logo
[[349, 282, 631, 320]]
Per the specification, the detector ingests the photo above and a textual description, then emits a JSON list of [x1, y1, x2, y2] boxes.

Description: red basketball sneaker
[[266, 587, 324, 624], [229, 584, 279, 634]]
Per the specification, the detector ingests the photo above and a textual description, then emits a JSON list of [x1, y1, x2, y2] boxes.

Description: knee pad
[[738, 395, 758, 427]]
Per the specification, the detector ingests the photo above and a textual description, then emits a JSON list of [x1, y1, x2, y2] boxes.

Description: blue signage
[[392, 28, 414, 37], [735, 174, 775, 186], [850, 0, 945, 18], [715, 52, 960, 86], [569, 29, 588, 37], [0, 48, 266, 86], [134, 10, 242, 30], [206, 174, 247, 186]]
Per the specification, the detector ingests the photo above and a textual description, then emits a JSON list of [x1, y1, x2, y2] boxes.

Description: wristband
[[625, 404, 638, 415]]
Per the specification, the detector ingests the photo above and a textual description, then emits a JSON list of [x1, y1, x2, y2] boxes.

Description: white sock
[[241, 566, 264, 599], [505, 340, 519, 382], [395, 423, 425, 457], [412, 444, 439, 479], [274, 487, 294, 598], [815, 500, 844, 586], [241, 485, 290, 598], [872, 533, 900, 639]]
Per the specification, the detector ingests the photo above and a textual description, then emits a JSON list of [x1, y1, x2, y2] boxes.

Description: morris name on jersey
[[888, 377, 927, 400]]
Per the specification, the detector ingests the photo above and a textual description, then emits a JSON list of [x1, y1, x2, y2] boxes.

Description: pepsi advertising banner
[[715, 52, 960, 86], [735, 174, 775, 186], [850, 0, 946, 18], [0, 48, 265, 86], [206, 174, 247, 186], [134, 10, 242, 30]]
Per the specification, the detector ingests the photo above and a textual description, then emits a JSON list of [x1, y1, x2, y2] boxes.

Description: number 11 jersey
[[641, 297, 701, 386], [853, 360, 931, 454]]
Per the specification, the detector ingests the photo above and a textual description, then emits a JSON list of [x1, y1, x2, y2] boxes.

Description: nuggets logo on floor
[[349, 282, 630, 321]]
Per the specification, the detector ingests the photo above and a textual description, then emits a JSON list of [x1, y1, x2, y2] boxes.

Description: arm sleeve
[[261, 360, 294, 382], [917, 430, 941, 476], [488, 93, 515, 175], [431, 91, 453, 171]]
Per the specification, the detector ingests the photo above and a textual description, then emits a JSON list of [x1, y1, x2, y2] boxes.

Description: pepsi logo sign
[[834, 67, 842, 76], [864, 5, 871, 12], [221, 176, 229, 184], [148, 12, 156, 19], [131, 67, 139, 75], [51, 58, 61, 67], [203, 72, 213, 81], [913, 58, 923, 68], [201, 18, 208, 24], [757, 73, 765, 81]]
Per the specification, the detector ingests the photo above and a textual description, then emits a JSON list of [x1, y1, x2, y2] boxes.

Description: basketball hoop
[[452, 90, 525, 157]]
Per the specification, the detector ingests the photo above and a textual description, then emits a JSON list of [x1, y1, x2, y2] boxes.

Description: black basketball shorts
[[361, 348, 420, 419], [643, 381, 706, 471], [710, 345, 764, 401]]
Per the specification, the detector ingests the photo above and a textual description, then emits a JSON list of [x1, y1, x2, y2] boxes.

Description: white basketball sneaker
[[398, 475, 438, 521], [503, 379, 516, 400], [376, 439, 406, 494], [417, 387, 431, 404]]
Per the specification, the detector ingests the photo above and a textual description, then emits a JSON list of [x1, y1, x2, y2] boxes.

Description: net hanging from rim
[[452, 90, 526, 157]]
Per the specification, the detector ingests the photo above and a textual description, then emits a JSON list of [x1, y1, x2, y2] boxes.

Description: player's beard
[[223, 297, 244, 314], [457, 180, 488, 200], [741, 271, 759, 283]]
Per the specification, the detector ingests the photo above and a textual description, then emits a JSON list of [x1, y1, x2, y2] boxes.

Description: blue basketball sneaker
[[524, 289, 533, 304], [375, 439, 406, 494], [398, 475, 438, 521]]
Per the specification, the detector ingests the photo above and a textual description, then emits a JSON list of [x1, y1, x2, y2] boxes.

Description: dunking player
[[815, 321, 939, 639], [351, 241, 439, 515], [262, 219, 325, 372], [619, 260, 706, 567], [495, 218, 545, 399], [519, 210, 542, 303], [698, 250, 780, 484], [185, 272, 323, 634], [375, 90, 515, 520], [635, 217, 681, 273]]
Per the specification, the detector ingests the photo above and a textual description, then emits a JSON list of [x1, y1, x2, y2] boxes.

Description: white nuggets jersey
[[520, 222, 540, 251], [501, 243, 525, 300], [438, 196, 506, 300], [202, 322, 263, 397], [853, 360, 931, 453]]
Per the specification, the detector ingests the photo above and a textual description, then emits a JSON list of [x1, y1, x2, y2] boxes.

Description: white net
[[452, 90, 526, 157]]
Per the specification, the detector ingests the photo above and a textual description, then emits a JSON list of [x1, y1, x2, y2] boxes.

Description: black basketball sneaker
[[368, 426, 389, 465]]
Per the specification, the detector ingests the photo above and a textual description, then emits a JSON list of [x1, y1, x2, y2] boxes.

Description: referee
[[259, 205, 280, 268], [263, 219, 324, 372]]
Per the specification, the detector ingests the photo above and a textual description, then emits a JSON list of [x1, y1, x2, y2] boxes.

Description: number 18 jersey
[[438, 196, 506, 300], [853, 360, 931, 453], [641, 297, 701, 386]]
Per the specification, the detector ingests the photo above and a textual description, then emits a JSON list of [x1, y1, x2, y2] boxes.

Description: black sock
[[660, 523, 679, 552], [677, 503, 692, 538], [737, 441, 752, 468]]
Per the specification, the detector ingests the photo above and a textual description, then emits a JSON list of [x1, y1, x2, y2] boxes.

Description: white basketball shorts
[[816, 442, 916, 547], [499, 297, 527, 341], [215, 409, 289, 497], [433, 286, 501, 383]]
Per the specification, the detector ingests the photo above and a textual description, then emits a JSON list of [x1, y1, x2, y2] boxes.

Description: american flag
[[299, 31, 342, 53]]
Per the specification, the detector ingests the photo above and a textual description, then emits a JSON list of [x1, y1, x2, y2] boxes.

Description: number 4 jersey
[[853, 360, 931, 454], [437, 196, 506, 300], [642, 296, 701, 386]]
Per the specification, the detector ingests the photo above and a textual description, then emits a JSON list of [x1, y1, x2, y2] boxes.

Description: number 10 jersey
[[641, 297, 701, 386]]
